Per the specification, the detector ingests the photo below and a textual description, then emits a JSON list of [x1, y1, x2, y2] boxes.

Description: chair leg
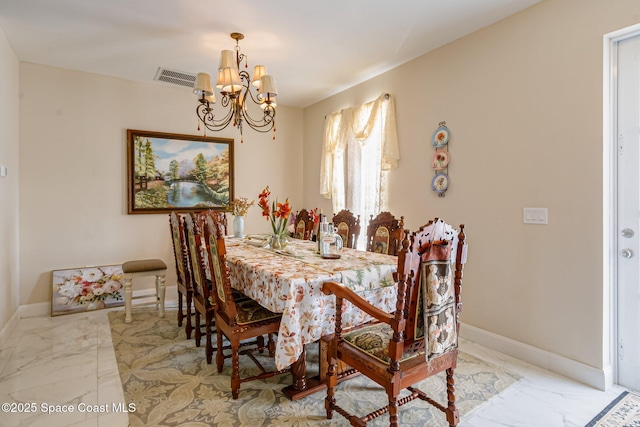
[[388, 399, 399, 427], [267, 334, 276, 357], [194, 310, 201, 347], [446, 367, 460, 427], [205, 312, 213, 364], [177, 290, 184, 327], [216, 328, 225, 373], [325, 355, 337, 420], [231, 341, 241, 399], [185, 291, 193, 339]]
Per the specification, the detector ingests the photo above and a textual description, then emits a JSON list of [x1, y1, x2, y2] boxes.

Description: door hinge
[[618, 134, 624, 156], [619, 339, 624, 360]]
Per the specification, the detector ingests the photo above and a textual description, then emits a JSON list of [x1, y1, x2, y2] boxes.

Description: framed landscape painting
[[51, 265, 125, 316], [127, 129, 234, 214]]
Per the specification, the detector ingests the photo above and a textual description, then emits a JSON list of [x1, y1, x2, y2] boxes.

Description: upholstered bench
[[122, 259, 167, 323]]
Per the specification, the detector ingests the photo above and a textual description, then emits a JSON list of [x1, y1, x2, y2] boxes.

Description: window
[[320, 93, 399, 248]]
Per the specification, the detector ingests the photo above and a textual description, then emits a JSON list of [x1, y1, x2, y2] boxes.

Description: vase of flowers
[[257, 186, 291, 249], [230, 197, 255, 237]]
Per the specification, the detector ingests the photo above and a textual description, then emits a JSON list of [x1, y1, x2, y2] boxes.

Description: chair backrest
[[365, 211, 404, 255], [183, 213, 209, 301], [202, 214, 239, 325], [399, 219, 466, 360], [332, 209, 361, 249], [169, 212, 191, 290], [293, 209, 314, 240], [203, 210, 228, 236]]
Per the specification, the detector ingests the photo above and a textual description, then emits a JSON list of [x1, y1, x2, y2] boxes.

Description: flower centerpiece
[[230, 197, 255, 217], [257, 186, 292, 249], [229, 197, 255, 237]]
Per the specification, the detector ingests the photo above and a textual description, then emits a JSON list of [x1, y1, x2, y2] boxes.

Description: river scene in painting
[[132, 134, 231, 211]]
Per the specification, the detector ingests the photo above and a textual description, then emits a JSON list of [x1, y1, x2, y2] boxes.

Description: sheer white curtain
[[320, 93, 399, 248]]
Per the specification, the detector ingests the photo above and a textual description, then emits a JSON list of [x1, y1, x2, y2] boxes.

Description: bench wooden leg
[[156, 274, 166, 318], [124, 278, 133, 323], [121, 260, 167, 323]]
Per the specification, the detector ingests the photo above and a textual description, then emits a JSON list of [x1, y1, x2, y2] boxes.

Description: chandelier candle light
[[193, 32, 278, 143]]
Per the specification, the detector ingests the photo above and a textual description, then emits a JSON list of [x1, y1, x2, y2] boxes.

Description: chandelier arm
[[237, 52, 246, 70], [240, 100, 276, 132], [219, 93, 232, 109], [235, 72, 276, 131], [196, 100, 234, 132], [244, 84, 263, 106], [222, 71, 275, 132]]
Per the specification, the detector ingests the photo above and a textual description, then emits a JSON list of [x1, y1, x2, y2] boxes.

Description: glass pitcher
[[320, 225, 343, 259]]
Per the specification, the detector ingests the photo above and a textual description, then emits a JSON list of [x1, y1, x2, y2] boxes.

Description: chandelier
[[193, 32, 277, 143]]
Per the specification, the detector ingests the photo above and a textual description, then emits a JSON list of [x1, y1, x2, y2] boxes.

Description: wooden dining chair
[[183, 212, 251, 362], [183, 213, 218, 363], [202, 214, 289, 399], [205, 210, 228, 235], [168, 212, 193, 338], [293, 208, 314, 240], [332, 209, 361, 249], [322, 219, 467, 427], [365, 211, 405, 256]]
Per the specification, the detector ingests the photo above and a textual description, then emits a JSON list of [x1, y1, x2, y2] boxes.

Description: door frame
[[604, 23, 640, 389]]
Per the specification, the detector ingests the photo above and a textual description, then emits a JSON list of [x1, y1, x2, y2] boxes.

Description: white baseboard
[[460, 323, 611, 391], [0, 308, 20, 345], [20, 302, 50, 318], [14, 285, 179, 319]]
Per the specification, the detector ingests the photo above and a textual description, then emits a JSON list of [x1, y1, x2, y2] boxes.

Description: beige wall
[[303, 0, 640, 371], [0, 26, 20, 332], [18, 63, 303, 307], [8, 0, 639, 381]]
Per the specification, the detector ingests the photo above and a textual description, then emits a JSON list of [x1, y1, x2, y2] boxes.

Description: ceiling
[[0, 0, 540, 108]]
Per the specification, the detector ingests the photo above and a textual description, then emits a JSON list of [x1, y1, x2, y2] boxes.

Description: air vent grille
[[154, 67, 197, 88]]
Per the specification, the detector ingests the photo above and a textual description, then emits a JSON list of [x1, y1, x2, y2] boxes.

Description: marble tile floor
[[0, 304, 629, 427]]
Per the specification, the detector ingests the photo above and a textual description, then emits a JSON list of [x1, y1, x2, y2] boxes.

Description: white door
[[616, 33, 640, 392]]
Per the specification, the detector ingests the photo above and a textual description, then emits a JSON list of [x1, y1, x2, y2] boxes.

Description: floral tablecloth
[[224, 237, 398, 370]]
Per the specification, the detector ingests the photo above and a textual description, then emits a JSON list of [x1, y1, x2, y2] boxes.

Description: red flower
[[258, 186, 270, 200], [309, 208, 319, 224], [257, 186, 291, 236], [276, 199, 292, 220], [258, 186, 271, 218]]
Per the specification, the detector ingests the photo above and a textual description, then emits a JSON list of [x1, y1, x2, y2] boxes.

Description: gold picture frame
[[127, 129, 234, 214]]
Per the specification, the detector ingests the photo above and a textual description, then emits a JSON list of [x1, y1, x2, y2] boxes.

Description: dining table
[[224, 236, 398, 400]]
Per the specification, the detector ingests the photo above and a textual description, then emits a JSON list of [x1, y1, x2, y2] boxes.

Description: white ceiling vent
[[154, 67, 197, 88]]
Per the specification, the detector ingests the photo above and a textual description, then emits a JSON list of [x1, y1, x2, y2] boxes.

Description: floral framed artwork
[[127, 129, 234, 214], [51, 265, 125, 316]]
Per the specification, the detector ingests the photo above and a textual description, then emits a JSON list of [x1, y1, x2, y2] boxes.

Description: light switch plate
[[523, 207, 548, 224], [0, 165, 6, 177]]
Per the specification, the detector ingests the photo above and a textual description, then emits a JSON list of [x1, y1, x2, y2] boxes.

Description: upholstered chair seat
[[235, 299, 281, 325], [342, 323, 423, 364]]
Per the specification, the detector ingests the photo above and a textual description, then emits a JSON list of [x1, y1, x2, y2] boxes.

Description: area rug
[[586, 390, 640, 427], [109, 309, 521, 426]]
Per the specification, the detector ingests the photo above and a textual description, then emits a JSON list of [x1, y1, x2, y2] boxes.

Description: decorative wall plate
[[431, 149, 450, 170], [432, 125, 450, 147], [431, 172, 449, 193]]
